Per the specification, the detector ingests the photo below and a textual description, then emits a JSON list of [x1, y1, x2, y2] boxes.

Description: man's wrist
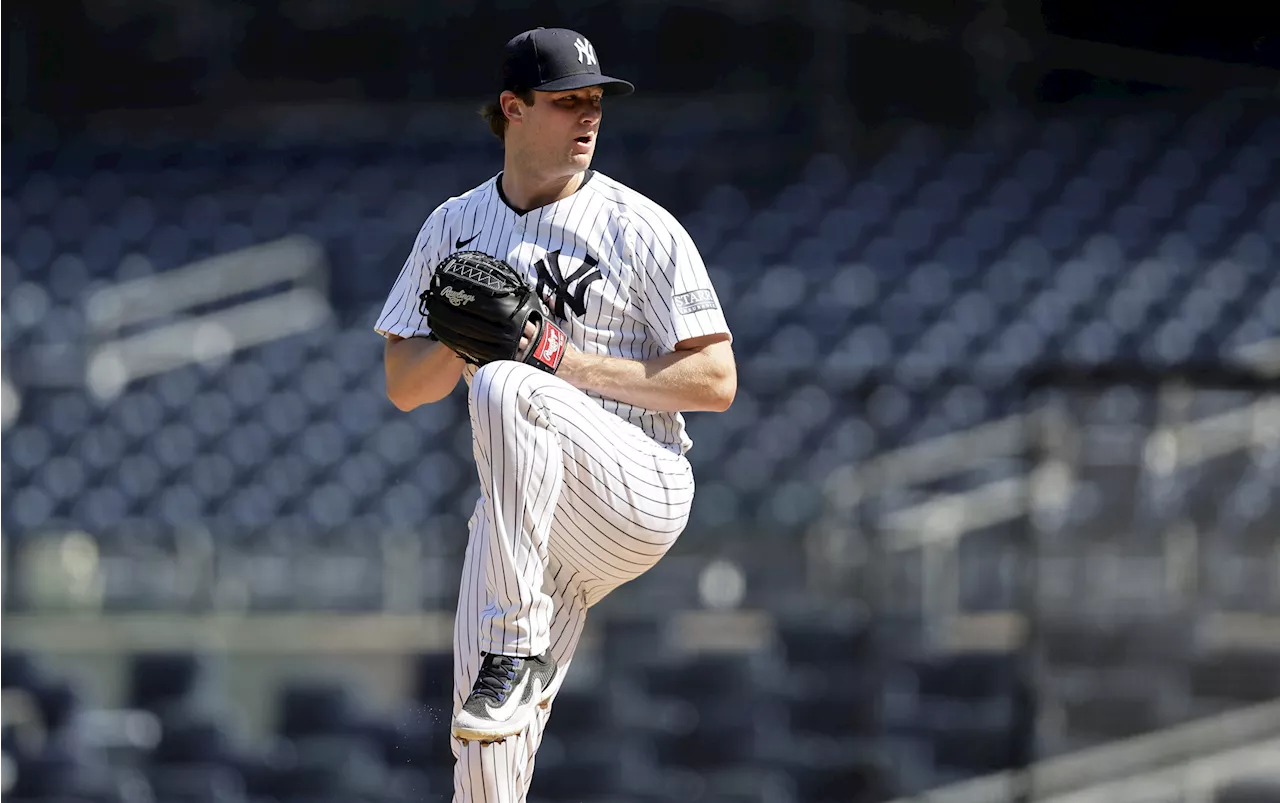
[[554, 346, 591, 386]]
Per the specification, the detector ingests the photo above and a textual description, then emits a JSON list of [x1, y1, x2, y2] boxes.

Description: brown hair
[[480, 90, 536, 142]]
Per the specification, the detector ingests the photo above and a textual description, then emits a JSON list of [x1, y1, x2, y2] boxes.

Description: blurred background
[[3, 1, 1279, 802]]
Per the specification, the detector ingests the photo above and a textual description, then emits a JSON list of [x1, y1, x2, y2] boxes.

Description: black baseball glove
[[420, 250, 567, 374]]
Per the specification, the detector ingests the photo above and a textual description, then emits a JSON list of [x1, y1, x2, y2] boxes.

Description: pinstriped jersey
[[375, 170, 731, 455]]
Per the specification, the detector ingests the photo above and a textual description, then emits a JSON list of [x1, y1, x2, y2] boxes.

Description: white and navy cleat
[[452, 652, 557, 745]]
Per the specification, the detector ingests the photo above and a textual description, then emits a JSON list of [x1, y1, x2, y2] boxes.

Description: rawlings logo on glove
[[441, 287, 476, 307], [420, 251, 567, 374]]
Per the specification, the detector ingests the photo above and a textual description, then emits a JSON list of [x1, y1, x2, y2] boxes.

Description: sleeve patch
[[674, 289, 718, 314]]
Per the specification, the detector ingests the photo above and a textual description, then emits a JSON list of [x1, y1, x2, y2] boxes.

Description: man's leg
[[450, 359, 696, 800], [450, 360, 591, 753], [451, 525, 589, 803], [465, 361, 567, 657]]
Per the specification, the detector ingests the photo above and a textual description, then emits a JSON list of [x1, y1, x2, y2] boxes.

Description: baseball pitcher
[[375, 26, 735, 803]]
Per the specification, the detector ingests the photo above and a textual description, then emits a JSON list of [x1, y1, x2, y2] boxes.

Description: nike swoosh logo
[[455, 232, 481, 249]]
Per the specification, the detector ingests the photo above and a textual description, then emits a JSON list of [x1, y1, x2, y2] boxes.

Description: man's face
[[508, 86, 604, 174]]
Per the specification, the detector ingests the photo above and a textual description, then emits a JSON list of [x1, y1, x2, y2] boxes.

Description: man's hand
[[519, 321, 538, 355], [521, 320, 591, 373]]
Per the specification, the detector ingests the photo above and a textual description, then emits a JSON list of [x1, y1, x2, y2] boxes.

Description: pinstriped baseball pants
[[451, 360, 694, 803]]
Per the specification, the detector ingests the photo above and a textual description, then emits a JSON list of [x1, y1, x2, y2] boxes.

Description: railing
[[807, 338, 1280, 633], [883, 699, 1280, 803], [83, 235, 332, 401]]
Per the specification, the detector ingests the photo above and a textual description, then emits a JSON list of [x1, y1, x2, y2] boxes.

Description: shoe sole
[[452, 678, 555, 745]]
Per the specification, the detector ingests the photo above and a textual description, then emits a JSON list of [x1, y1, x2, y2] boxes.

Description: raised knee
[[468, 361, 553, 421]]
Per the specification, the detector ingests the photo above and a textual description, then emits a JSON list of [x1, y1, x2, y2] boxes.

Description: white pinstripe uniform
[[375, 169, 731, 802]]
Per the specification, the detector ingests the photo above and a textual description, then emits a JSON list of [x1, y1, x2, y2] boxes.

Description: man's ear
[[501, 91, 526, 123]]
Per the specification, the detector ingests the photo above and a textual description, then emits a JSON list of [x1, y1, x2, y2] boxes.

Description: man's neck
[[499, 165, 585, 213]]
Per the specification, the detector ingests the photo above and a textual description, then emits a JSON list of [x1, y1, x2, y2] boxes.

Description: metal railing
[[884, 699, 1280, 803], [83, 235, 332, 401]]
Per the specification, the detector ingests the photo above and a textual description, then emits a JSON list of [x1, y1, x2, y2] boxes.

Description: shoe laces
[[474, 655, 522, 703]]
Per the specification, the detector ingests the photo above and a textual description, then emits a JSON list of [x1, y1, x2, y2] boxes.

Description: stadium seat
[[127, 653, 208, 712]]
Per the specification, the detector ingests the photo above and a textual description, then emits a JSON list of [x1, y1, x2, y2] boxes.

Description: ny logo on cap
[[573, 37, 597, 66]]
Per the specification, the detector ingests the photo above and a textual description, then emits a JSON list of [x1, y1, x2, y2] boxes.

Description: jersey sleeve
[[634, 210, 731, 352], [374, 205, 450, 339]]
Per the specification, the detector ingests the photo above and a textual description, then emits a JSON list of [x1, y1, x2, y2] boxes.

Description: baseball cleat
[[452, 652, 557, 743]]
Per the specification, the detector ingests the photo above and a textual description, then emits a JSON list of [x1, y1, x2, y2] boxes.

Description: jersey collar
[[495, 170, 595, 216]]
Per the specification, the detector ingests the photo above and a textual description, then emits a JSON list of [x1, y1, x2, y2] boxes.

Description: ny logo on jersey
[[573, 37, 597, 66], [534, 250, 602, 319]]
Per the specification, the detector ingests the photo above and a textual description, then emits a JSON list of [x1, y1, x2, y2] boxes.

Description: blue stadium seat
[[147, 764, 249, 803], [2, 651, 44, 691], [9, 745, 122, 801]]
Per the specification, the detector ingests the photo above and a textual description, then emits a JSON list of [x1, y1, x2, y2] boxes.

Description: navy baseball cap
[[501, 28, 635, 96]]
